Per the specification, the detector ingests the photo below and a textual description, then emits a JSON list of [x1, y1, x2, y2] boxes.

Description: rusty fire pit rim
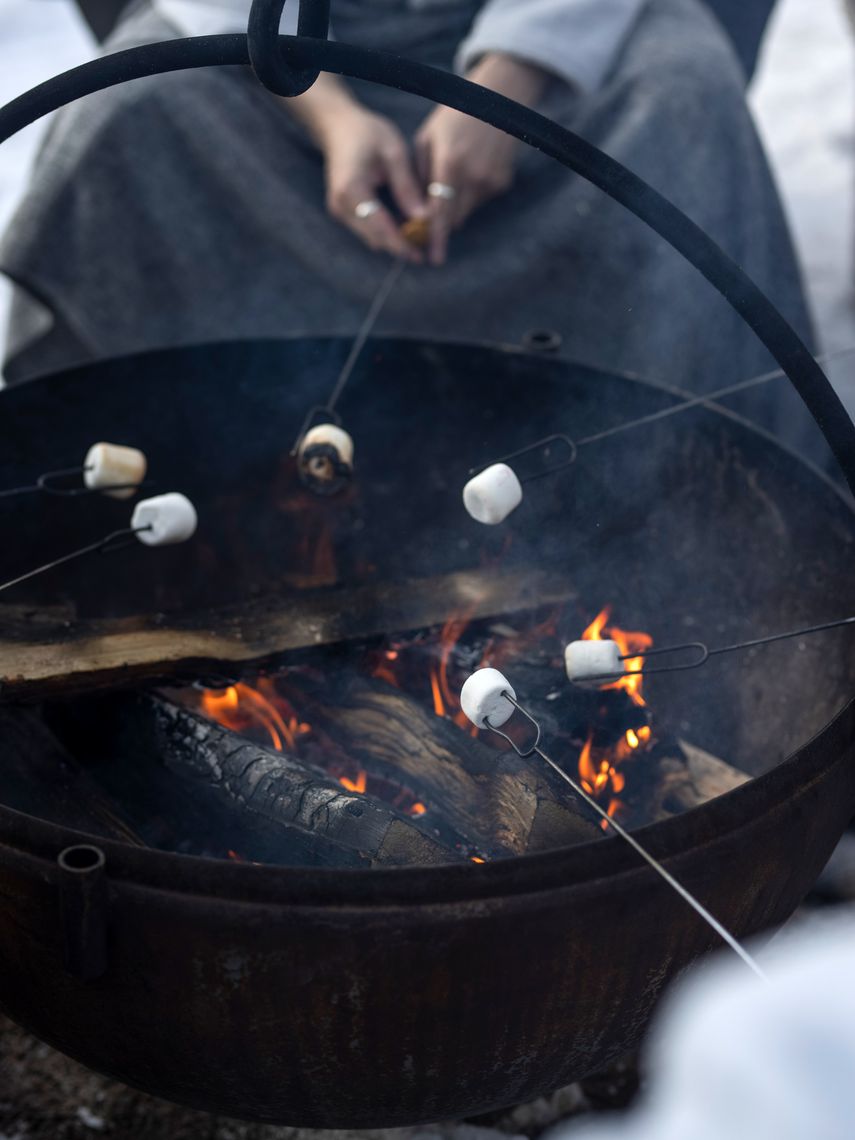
[[0, 694, 851, 908]]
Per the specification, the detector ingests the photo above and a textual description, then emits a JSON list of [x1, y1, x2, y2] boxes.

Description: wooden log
[[0, 567, 577, 702], [651, 738, 749, 819], [286, 675, 602, 856], [66, 693, 466, 868], [0, 705, 143, 845]]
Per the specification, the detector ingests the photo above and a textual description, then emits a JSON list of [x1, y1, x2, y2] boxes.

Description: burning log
[[80, 693, 467, 867], [286, 675, 602, 856]]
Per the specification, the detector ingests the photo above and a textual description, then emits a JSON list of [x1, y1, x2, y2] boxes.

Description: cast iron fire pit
[[1, 0, 855, 1124], [0, 337, 854, 1125]]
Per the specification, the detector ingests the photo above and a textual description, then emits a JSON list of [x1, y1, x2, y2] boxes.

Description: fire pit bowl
[[0, 336, 854, 1125]]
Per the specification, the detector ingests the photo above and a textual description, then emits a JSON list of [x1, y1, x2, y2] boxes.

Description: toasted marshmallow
[[132, 492, 197, 547], [84, 443, 147, 500], [463, 463, 523, 525], [564, 640, 623, 687], [298, 424, 354, 495], [460, 668, 516, 729]]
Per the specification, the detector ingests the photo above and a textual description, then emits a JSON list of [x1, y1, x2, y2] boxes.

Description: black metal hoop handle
[[0, 31, 853, 495], [248, 0, 330, 96]]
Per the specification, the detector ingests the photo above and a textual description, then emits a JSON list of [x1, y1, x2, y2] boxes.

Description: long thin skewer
[[486, 693, 767, 981], [291, 257, 406, 453], [0, 526, 150, 594], [575, 343, 855, 449], [581, 613, 855, 683], [465, 345, 855, 492], [0, 465, 149, 500]]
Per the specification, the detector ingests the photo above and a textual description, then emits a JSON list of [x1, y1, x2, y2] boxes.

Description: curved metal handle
[[248, 0, 330, 96], [0, 35, 852, 494]]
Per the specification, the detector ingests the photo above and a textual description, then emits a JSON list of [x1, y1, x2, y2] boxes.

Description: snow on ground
[[752, 0, 855, 418]]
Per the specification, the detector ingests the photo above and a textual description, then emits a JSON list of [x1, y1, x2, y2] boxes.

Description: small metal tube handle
[[58, 845, 108, 981]]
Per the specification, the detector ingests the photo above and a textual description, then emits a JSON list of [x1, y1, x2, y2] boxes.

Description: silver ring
[[354, 199, 381, 220], [427, 182, 457, 201]]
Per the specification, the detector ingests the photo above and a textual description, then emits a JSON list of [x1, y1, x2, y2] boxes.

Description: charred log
[[287, 674, 602, 855], [61, 693, 466, 867]]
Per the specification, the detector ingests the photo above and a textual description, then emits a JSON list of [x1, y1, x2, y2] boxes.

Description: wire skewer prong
[[0, 492, 198, 595], [459, 668, 767, 981], [568, 614, 855, 685], [0, 443, 149, 502], [463, 343, 855, 526], [290, 254, 409, 493]]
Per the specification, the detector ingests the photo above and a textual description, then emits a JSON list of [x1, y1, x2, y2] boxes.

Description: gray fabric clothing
[[154, 0, 647, 93], [0, 0, 820, 457]]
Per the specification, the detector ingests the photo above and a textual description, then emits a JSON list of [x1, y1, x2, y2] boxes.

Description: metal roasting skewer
[[0, 465, 151, 501], [468, 344, 855, 485], [290, 257, 406, 454], [483, 691, 768, 981], [0, 526, 153, 594], [578, 614, 855, 684]]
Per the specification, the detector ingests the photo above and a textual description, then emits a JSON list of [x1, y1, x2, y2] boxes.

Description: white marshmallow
[[462, 463, 523, 525], [300, 423, 355, 467], [460, 668, 517, 729], [564, 640, 624, 687], [83, 442, 147, 500], [132, 492, 197, 547], [298, 423, 355, 494]]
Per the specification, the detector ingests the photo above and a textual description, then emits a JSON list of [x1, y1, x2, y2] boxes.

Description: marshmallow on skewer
[[462, 463, 523, 525], [84, 442, 147, 500], [564, 640, 624, 687], [460, 668, 517, 729], [131, 492, 197, 547], [297, 423, 354, 496]]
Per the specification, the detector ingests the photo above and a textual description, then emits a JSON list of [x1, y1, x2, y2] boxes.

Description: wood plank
[[0, 568, 575, 701]]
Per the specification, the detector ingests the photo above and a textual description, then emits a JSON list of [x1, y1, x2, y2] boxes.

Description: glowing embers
[[186, 600, 659, 833], [191, 677, 428, 820]]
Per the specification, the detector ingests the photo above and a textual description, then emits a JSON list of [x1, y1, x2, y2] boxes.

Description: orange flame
[[581, 606, 652, 708], [339, 771, 367, 794], [577, 606, 655, 814], [200, 680, 311, 753]]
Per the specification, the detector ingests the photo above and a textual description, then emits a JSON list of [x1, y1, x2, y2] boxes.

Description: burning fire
[[581, 606, 652, 707], [199, 680, 427, 818], [578, 607, 655, 821], [200, 680, 311, 753]]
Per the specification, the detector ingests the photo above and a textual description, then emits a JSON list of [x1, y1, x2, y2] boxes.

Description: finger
[[426, 197, 453, 267], [425, 181, 458, 266], [381, 141, 425, 222], [331, 179, 420, 262], [413, 130, 431, 186], [353, 205, 416, 259]]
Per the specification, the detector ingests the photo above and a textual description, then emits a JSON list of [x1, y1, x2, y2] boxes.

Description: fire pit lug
[[57, 844, 108, 982], [522, 329, 563, 355]]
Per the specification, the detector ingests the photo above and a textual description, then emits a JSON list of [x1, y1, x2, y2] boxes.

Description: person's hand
[[322, 108, 427, 261], [413, 54, 547, 265], [414, 108, 519, 266], [287, 76, 426, 261]]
